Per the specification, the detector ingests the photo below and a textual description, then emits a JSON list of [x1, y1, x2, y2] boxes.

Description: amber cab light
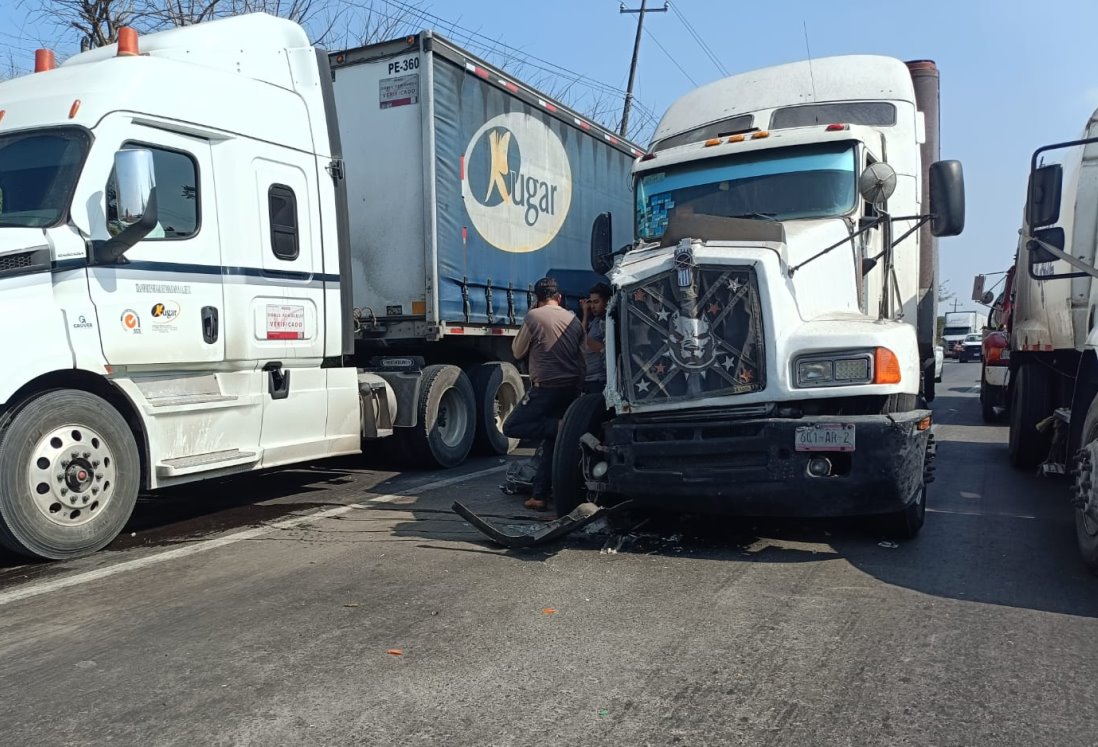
[[873, 347, 902, 384], [117, 27, 139, 57], [34, 49, 56, 73]]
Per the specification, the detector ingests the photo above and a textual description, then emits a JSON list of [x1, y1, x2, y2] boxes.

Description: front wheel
[[1008, 363, 1053, 469], [551, 393, 609, 516], [1073, 398, 1098, 573], [980, 366, 998, 423], [0, 390, 141, 560], [878, 486, 927, 540]]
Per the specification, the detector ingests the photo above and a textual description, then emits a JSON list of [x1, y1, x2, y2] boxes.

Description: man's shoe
[[524, 497, 549, 511]]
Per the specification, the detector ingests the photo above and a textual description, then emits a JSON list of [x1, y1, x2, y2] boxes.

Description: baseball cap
[[534, 277, 559, 300]]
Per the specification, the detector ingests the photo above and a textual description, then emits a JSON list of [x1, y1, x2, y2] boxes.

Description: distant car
[[981, 330, 1010, 422], [934, 345, 944, 382], [959, 333, 982, 362]]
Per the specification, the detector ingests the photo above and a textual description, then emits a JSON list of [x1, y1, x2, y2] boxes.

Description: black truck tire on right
[[1074, 397, 1098, 574], [398, 364, 476, 469], [1008, 363, 1053, 469], [551, 393, 608, 517], [470, 362, 524, 456]]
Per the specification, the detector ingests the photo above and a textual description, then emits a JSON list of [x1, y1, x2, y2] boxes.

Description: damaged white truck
[[546, 56, 966, 538]]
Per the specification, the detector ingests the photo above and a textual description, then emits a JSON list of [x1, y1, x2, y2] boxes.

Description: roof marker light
[[117, 27, 139, 56], [0, 110, 5, 125], [751, 131, 770, 139], [704, 138, 722, 147], [826, 123, 849, 131], [640, 152, 657, 161], [727, 134, 746, 143], [34, 49, 56, 73]]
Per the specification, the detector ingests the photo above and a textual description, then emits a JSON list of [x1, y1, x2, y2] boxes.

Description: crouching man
[[503, 277, 584, 512]]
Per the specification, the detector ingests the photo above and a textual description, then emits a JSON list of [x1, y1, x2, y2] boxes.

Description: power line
[[667, 1, 728, 77], [643, 26, 698, 87], [375, 0, 663, 133]]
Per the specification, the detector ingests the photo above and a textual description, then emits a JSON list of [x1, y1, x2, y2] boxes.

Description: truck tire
[[1073, 398, 1098, 574], [0, 390, 140, 560], [879, 486, 927, 540], [551, 393, 609, 516], [397, 365, 475, 469], [1008, 363, 1053, 469], [923, 361, 936, 403], [470, 362, 524, 456]]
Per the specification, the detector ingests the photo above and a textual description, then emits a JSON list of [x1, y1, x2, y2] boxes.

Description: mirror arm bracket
[[94, 189, 159, 265], [1024, 232, 1098, 281], [788, 216, 879, 277]]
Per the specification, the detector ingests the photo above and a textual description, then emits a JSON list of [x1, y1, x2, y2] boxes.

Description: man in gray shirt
[[503, 277, 584, 511], [581, 282, 611, 394]]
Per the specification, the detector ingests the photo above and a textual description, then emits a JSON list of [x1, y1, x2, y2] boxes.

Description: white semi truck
[[0, 16, 639, 559], [1009, 106, 1098, 571], [551, 56, 965, 537], [942, 310, 988, 357]]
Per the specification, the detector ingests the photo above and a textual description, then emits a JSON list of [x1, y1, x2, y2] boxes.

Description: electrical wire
[[642, 25, 698, 87], [667, 1, 728, 77]]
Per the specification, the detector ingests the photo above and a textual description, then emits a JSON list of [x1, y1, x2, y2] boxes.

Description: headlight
[[795, 351, 873, 388]]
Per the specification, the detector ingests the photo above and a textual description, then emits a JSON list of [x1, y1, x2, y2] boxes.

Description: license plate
[[795, 423, 856, 452]]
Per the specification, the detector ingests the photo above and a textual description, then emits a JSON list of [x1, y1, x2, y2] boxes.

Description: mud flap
[[452, 500, 629, 548]]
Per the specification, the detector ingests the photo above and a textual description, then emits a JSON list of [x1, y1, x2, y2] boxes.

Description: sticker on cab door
[[266, 304, 305, 340], [120, 309, 142, 334], [149, 301, 181, 334]]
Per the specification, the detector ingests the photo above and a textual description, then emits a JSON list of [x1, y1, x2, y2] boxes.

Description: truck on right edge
[[549, 55, 965, 538], [1009, 106, 1098, 572]]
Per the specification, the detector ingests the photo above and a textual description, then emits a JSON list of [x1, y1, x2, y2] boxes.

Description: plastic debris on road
[[386, 649, 404, 657], [878, 541, 899, 549]]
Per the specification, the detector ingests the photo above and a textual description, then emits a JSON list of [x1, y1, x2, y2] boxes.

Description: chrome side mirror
[[112, 149, 155, 229]]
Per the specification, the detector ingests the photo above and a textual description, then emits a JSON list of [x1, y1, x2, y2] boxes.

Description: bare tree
[[26, 0, 140, 50]]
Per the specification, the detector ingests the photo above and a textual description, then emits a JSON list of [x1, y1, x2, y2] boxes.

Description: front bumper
[[604, 409, 930, 517]]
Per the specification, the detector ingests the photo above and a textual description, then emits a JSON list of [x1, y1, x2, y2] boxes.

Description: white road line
[[0, 465, 507, 608], [927, 507, 1037, 520]]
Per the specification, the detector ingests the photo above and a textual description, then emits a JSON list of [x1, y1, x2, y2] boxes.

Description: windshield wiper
[[730, 212, 778, 221]]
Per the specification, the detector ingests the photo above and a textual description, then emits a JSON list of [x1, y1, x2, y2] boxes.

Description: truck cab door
[[88, 132, 225, 367]]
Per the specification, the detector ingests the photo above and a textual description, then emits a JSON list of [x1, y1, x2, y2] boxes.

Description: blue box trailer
[[330, 32, 640, 344], [329, 34, 641, 458]]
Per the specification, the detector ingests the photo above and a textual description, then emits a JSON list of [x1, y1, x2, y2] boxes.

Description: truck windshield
[[0, 127, 89, 229], [942, 326, 970, 336], [635, 142, 857, 242]]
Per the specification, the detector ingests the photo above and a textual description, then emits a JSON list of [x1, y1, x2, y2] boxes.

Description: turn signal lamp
[[873, 347, 902, 384], [751, 131, 770, 139], [117, 27, 139, 57], [34, 49, 56, 73]]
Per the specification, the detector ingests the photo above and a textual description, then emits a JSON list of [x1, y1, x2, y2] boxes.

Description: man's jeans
[[503, 386, 578, 500]]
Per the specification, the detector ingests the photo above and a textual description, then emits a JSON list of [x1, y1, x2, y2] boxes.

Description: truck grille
[[620, 264, 765, 404]]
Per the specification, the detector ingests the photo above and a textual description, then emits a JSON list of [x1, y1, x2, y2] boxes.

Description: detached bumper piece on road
[[452, 501, 627, 548], [604, 410, 931, 518]]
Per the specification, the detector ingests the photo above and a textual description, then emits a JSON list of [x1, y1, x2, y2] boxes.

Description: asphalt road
[[1, 360, 1096, 746]]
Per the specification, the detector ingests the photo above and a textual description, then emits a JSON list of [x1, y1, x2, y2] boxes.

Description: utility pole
[[951, 298, 961, 313], [619, 0, 668, 138]]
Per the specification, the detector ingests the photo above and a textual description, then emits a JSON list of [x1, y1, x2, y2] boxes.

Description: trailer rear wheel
[[0, 390, 140, 560], [551, 393, 609, 516], [470, 362, 524, 456], [398, 365, 475, 469], [1008, 363, 1053, 469]]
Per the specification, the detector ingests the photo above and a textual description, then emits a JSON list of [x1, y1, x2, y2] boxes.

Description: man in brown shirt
[[504, 277, 584, 511]]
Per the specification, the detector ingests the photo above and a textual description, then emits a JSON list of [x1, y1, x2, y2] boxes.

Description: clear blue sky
[[3, 0, 1098, 312]]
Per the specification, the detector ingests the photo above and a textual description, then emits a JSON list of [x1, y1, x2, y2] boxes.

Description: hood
[[781, 218, 853, 267], [0, 228, 49, 256]]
